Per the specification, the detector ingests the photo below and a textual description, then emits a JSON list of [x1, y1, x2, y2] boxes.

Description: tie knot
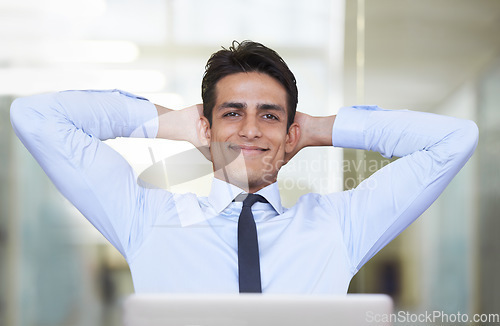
[[235, 193, 268, 208]]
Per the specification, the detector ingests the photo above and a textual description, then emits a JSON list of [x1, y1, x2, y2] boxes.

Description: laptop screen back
[[123, 294, 393, 326]]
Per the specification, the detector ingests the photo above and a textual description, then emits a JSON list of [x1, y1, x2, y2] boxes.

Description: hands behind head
[[156, 103, 212, 161], [157, 103, 333, 165]]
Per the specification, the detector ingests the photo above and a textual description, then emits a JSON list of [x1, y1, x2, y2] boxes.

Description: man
[[10, 41, 478, 294]]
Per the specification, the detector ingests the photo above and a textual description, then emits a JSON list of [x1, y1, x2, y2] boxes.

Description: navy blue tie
[[236, 193, 267, 293]]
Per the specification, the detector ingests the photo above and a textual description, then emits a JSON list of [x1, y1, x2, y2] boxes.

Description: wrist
[[305, 115, 335, 147]]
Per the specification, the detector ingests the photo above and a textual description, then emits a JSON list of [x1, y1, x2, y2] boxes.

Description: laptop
[[122, 294, 393, 326]]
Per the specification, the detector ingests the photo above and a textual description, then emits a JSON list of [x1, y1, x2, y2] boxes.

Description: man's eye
[[223, 112, 239, 117], [263, 114, 278, 120]]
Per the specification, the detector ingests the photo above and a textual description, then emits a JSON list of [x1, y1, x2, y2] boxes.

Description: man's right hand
[[155, 103, 212, 161], [283, 112, 336, 164]]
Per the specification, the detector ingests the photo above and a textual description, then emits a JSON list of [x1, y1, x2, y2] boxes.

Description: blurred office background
[[0, 0, 498, 325]]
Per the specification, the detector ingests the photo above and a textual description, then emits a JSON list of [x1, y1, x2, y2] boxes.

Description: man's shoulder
[[286, 190, 347, 211], [145, 190, 214, 227]]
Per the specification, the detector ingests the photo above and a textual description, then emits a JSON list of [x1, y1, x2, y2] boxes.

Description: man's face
[[204, 71, 297, 193]]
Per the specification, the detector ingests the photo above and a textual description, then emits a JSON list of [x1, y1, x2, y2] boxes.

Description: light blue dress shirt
[[10, 89, 478, 294]]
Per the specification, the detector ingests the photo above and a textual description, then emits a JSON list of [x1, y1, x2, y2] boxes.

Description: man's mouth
[[229, 144, 269, 154]]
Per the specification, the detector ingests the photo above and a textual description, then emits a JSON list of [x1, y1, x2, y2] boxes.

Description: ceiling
[[1, 0, 499, 112], [343, 0, 500, 111]]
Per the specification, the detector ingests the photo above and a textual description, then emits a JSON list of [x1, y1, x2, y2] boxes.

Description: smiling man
[[203, 72, 300, 193], [10, 41, 478, 294]]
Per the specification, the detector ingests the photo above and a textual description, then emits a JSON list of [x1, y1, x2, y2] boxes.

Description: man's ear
[[285, 122, 300, 154], [199, 116, 211, 146]]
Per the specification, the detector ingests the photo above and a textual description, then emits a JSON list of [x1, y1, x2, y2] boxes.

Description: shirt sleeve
[[326, 105, 478, 274], [10, 89, 171, 259]]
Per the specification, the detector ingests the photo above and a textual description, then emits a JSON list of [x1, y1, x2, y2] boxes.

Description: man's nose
[[238, 115, 262, 139]]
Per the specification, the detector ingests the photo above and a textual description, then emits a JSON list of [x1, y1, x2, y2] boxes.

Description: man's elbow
[[445, 119, 479, 164], [10, 94, 56, 138], [460, 119, 479, 155], [10, 97, 33, 136]]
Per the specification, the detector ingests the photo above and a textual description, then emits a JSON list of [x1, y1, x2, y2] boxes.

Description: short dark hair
[[201, 40, 298, 130]]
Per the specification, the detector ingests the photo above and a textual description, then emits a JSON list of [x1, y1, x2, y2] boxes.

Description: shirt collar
[[208, 178, 283, 215]]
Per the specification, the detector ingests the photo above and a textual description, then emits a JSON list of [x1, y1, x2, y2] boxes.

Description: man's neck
[[212, 174, 275, 194]]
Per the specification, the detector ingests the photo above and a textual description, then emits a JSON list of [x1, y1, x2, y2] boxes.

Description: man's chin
[[213, 169, 277, 192]]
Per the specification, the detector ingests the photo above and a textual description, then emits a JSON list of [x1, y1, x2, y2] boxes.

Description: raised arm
[[10, 90, 171, 259], [324, 106, 478, 273]]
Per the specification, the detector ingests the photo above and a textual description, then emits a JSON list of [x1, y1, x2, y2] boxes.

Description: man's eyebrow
[[257, 103, 286, 113], [217, 102, 247, 110], [217, 102, 285, 114]]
